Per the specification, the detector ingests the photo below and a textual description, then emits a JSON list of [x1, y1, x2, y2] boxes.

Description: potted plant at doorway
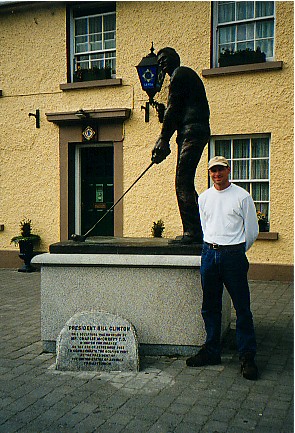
[[151, 219, 165, 238], [11, 219, 41, 272], [257, 211, 269, 232]]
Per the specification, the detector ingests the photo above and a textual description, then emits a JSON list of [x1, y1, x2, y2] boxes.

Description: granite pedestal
[[32, 237, 231, 356]]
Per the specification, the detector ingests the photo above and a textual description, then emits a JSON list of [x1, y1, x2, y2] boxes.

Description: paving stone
[[165, 402, 191, 416], [95, 421, 125, 433], [200, 419, 228, 432], [0, 420, 24, 433], [174, 421, 203, 433], [182, 412, 209, 425]]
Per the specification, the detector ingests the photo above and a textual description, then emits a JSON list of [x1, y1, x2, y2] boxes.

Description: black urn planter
[[258, 220, 269, 233], [18, 239, 36, 272]]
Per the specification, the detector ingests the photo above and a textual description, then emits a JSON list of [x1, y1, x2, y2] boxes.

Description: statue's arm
[[159, 73, 183, 142]]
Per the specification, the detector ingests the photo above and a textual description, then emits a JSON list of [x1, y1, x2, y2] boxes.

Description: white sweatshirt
[[199, 183, 259, 252]]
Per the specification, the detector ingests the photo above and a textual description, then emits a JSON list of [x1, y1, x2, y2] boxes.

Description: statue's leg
[[175, 139, 206, 241]]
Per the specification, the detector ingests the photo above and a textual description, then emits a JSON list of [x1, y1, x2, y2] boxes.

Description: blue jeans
[[200, 243, 257, 357]]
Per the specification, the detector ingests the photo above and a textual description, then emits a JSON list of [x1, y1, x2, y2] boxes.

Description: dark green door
[[80, 146, 114, 236]]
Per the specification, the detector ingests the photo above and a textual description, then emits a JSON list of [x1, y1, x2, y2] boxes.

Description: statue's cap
[[208, 156, 229, 170]]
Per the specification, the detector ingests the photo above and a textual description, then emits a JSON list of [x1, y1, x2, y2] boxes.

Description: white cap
[[208, 156, 229, 170]]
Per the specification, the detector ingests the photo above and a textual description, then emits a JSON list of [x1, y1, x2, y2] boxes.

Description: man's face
[[157, 52, 176, 76], [209, 165, 231, 189]]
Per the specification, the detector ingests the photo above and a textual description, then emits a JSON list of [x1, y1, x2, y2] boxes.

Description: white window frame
[[69, 6, 116, 82], [212, 1, 275, 67], [209, 134, 271, 221]]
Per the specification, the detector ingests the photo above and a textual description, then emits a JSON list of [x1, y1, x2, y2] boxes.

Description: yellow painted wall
[[0, 1, 293, 267]]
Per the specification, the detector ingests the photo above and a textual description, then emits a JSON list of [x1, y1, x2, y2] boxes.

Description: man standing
[[186, 156, 259, 380], [151, 47, 210, 244]]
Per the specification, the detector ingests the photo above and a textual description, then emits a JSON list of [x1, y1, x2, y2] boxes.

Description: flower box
[[219, 48, 266, 68], [73, 67, 112, 82]]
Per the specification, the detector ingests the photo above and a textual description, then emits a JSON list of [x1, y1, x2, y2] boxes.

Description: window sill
[[60, 78, 122, 91], [257, 232, 278, 241], [202, 61, 283, 77]]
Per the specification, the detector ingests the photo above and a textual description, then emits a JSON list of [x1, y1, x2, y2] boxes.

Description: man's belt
[[205, 242, 245, 251]]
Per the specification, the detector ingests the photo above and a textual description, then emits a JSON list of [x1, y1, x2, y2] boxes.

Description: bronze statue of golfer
[[152, 47, 210, 244]]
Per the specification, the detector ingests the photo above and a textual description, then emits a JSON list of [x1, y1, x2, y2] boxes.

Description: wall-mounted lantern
[[29, 109, 40, 128], [136, 43, 166, 123]]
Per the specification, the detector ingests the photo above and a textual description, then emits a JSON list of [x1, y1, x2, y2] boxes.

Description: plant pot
[[152, 229, 163, 238], [258, 220, 269, 232], [18, 240, 36, 272]]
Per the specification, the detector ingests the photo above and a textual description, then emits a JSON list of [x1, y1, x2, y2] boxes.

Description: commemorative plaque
[[56, 311, 139, 372]]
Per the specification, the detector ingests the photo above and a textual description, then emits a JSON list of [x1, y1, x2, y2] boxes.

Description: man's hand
[[151, 138, 171, 164]]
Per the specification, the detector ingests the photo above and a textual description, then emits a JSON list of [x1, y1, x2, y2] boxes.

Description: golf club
[[71, 161, 155, 242]]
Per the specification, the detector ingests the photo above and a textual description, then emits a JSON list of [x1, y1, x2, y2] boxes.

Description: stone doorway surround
[[46, 108, 131, 241]]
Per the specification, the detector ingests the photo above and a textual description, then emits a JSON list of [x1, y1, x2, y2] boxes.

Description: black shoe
[[186, 346, 221, 367], [169, 234, 202, 245], [240, 353, 258, 380]]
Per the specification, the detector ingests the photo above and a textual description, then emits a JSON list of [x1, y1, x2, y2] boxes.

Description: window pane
[[75, 55, 89, 69], [256, 20, 274, 38], [235, 182, 250, 193], [237, 23, 254, 41], [237, 24, 246, 41], [256, 20, 274, 57], [90, 54, 103, 69], [251, 159, 269, 179], [237, 41, 254, 51], [104, 13, 115, 32], [219, 26, 235, 44], [90, 35, 102, 52], [75, 18, 87, 36], [218, 1, 235, 23], [237, 1, 254, 20], [104, 39, 116, 50], [252, 182, 269, 201], [233, 139, 250, 158], [75, 35, 88, 53], [105, 53, 116, 74], [219, 43, 235, 56], [233, 160, 249, 179], [105, 30, 116, 41], [257, 39, 273, 58], [89, 16, 102, 34], [256, 1, 274, 18], [215, 140, 231, 159], [252, 138, 269, 157]]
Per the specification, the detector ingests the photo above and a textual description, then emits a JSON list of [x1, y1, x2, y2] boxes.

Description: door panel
[[80, 146, 114, 236]]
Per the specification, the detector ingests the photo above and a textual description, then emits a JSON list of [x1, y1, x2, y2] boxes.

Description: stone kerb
[[56, 311, 139, 372]]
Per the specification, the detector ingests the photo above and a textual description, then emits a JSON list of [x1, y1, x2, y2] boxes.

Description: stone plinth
[[32, 237, 231, 356]]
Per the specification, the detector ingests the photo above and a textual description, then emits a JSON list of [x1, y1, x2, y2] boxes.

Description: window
[[213, 1, 275, 67], [210, 135, 270, 222], [70, 3, 116, 82]]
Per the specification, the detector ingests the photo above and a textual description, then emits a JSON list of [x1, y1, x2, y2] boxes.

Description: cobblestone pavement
[[0, 269, 293, 433]]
